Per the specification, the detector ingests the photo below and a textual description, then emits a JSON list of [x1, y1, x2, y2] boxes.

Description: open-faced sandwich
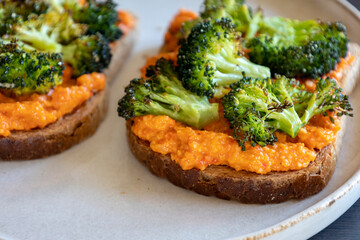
[[0, 0, 136, 160], [118, 0, 358, 203]]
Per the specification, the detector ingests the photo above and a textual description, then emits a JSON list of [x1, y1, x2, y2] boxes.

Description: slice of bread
[[126, 42, 359, 203], [0, 27, 136, 160]]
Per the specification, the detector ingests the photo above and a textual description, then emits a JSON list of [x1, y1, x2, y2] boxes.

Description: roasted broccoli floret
[[118, 58, 219, 129], [4, 11, 109, 76], [0, 40, 64, 95], [62, 33, 111, 77], [0, 0, 49, 36], [71, 0, 122, 42], [9, 10, 86, 50], [177, 18, 270, 98], [247, 18, 348, 78], [181, 0, 260, 39], [295, 77, 353, 123], [222, 76, 352, 150]]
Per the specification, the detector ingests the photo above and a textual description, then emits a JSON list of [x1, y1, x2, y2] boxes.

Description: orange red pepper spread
[[0, 67, 105, 137], [132, 106, 340, 174]]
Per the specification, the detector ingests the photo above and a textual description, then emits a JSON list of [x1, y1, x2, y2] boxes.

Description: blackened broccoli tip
[[117, 58, 219, 129], [297, 77, 353, 123], [222, 75, 353, 150], [0, 0, 49, 36], [200, 0, 245, 20], [0, 40, 64, 95], [177, 17, 270, 98], [247, 18, 349, 78], [71, 0, 123, 42], [62, 33, 112, 77]]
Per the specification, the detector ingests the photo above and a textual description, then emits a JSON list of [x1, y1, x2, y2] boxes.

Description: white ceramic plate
[[1, 0, 359, 239]]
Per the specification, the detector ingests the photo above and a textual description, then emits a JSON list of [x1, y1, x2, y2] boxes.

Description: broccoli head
[[222, 76, 352, 150], [62, 33, 112, 77], [177, 18, 270, 98], [181, 0, 260, 40], [118, 58, 219, 129], [71, 0, 122, 42], [0, 0, 49, 36], [8, 10, 86, 52], [222, 76, 301, 149], [296, 77, 353, 123], [0, 40, 64, 95], [247, 18, 348, 78]]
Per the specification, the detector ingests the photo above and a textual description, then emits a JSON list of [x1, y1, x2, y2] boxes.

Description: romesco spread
[[131, 115, 334, 174], [0, 69, 105, 137], [131, 101, 340, 174]]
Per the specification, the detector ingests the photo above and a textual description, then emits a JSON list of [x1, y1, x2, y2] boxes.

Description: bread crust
[[126, 120, 345, 204], [0, 89, 108, 160], [341, 42, 360, 94], [104, 26, 137, 83]]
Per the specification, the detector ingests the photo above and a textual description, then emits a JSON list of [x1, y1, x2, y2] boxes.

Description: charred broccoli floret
[[118, 58, 219, 129], [0, 0, 49, 36], [4, 11, 109, 76], [247, 18, 348, 78], [222, 76, 352, 150], [295, 77, 353, 123], [177, 18, 270, 98], [9, 11, 86, 50], [181, 0, 260, 39], [62, 33, 111, 77], [71, 0, 122, 42], [0, 40, 64, 95]]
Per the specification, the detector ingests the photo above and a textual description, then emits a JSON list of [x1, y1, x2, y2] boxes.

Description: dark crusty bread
[[127, 118, 346, 204], [104, 25, 137, 83], [0, 89, 108, 160]]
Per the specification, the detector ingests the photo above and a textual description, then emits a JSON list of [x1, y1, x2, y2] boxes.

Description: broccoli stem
[[268, 108, 303, 138], [146, 82, 219, 129], [209, 45, 270, 86], [16, 26, 62, 52]]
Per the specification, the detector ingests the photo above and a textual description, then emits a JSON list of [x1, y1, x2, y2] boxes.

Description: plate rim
[[1, 1, 360, 240]]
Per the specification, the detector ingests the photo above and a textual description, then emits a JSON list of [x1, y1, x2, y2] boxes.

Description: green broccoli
[[71, 0, 122, 42], [247, 18, 348, 78], [0, 0, 49, 36], [4, 11, 110, 76], [62, 33, 112, 77], [222, 76, 352, 150], [0, 40, 64, 95], [118, 58, 219, 129], [177, 18, 270, 98], [181, 0, 260, 39], [10, 10, 86, 49]]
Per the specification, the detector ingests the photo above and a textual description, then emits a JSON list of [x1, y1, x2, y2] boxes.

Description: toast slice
[[126, 41, 359, 204], [126, 118, 345, 204], [125, 42, 358, 204], [0, 88, 108, 160], [0, 26, 137, 160]]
